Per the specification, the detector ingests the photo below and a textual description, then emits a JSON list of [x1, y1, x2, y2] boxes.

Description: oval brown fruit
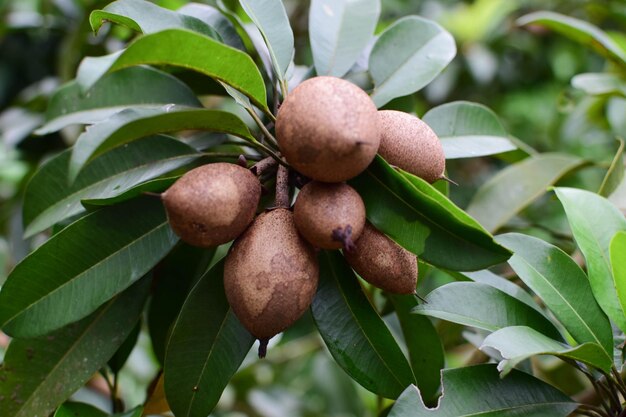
[[378, 110, 445, 183], [275, 76, 380, 182], [294, 181, 365, 250], [344, 222, 417, 294], [224, 209, 319, 356], [162, 163, 261, 248]]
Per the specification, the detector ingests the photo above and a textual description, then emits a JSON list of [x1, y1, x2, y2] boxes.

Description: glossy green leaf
[[23, 135, 198, 238], [311, 251, 415, 399], [369, 16, 456, 108], [611, 231, 626, 331], [38, 67, 201, 135], [460, 270, 542, 313], [76, 29, 268, 112], [482, 326, 613, 376], [599, 138, 624, 197], [0, 279, 149, 417], [108, 321, 140, 374], [350, 156, 510, 271], [0, 197, 178, 337], [239, 0, 294, 82], [68, 106, 251, 181], [422, 101, 517, 159], [177, 3, 245, 50], [309, 0, 380, 78], [571, 72, 626, 96], [466, 153, 584, 233], [390, 295, 443, 402], [388, 364, 577, 417], [497, 233, 613, 355], [517, 11, 626, 65], [555, 187, 626, 333], [82, 177, 177, 208], [148, 243, 215, 364], [90, 0, 219, 39], [414, 282, 561, 339], [165, 259, 254, 417]]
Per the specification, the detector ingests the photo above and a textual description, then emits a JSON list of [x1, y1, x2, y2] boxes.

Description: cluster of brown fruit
[[161, 76, 446, 357]]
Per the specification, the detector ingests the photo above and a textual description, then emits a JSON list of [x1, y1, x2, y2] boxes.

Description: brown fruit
[[224, 209, 319, 355], [344, 222, 417, 294], [294, 181, 365, 250], [162, 163, 261, 248], [377, 110, 445, 183], [275, 76, 380, 182]]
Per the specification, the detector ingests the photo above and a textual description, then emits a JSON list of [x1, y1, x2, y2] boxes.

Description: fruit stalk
[[275, 164, 290, 208]]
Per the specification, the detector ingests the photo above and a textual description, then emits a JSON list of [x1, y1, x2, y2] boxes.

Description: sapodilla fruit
[[224, 208, 319, 357], [377, 110, 445, 183], [294, 181, 365, 250], [344, 222, 417, 294], [162, 163, 260, 248], [275, 76, 380, 182]]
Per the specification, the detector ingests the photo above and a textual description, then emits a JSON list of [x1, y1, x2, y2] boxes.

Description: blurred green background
[[1, 0, 625, 415]]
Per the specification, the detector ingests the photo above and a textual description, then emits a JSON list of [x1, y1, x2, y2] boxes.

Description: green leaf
[[349, 156, 510, 271], [497, 233, 613, 355], [555, 187, 626, 333], [599, 138, 625, 197], [0, 279, 149, 417], [0, 197, 178, 337], [460, 270, 542, 313], [571, 72, 626, 96], [369, 16, 456, 108], [68, 107, 251, 181], [388, 364, 577, 417], [308, 0, 380, 78], [389, 295, 443, 402], [517, 11, 626, 65], [611, 231, 626, 332], [76, 29, 268, 112], [90, 0, 220, 39], [239, 0, 294, 82], [482, 326, 613, 376], [54, 402, 107, 417], [466, 153, 584, 233], [23, 135, 198, 238], [422, 101, 517, 159], [82, 177, 177, 209], [37, 67, 202, 135], [164, 259, 254, 417], [148, 243, 216, 364], [414, 282, 562, 339], [108, 321, 140, 373], [311, 251, 415, 399], [177, 3, 245, 50]]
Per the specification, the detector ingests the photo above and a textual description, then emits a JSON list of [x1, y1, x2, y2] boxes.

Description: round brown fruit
[[162, 163, 261, 248], [294, 181, 365, 250], [224, 208, 319, 356], [377, 110, 445, 183], [344, 222, 417, 294], [275, 76, 380, 182]]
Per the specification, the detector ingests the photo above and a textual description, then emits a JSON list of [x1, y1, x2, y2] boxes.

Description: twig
[[275, 164, 290, 208], [251, 156, 278, 177]]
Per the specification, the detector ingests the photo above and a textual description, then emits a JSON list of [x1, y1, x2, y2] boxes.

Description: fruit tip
[[440, 175, 458, 186], [258, 338, 269, 358]]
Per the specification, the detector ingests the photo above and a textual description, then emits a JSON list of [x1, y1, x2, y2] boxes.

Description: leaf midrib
[[4, 220, 171, 330]]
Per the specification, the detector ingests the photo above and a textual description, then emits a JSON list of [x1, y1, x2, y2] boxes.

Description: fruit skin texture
[[344, 222, 417, 294], [294, 181, 365, 249], [377, 110, 445, 183], [162, 163, 261, 248], [224, 209, 319, 340], [275, 76, 380, 182]]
